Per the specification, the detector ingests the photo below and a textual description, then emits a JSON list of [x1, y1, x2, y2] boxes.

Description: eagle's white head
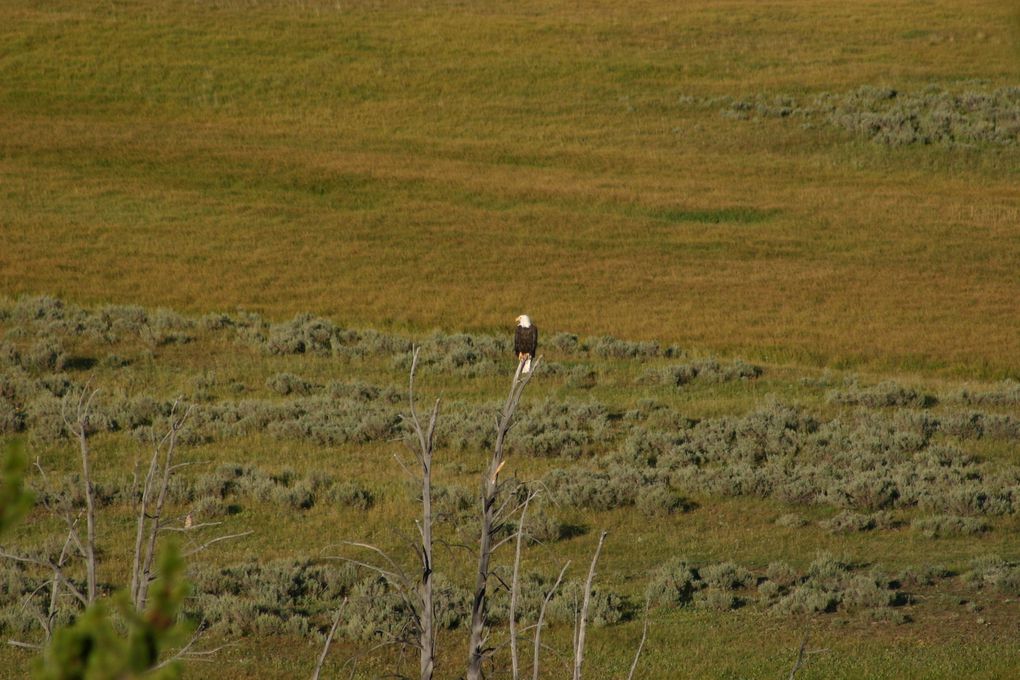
[[516, 314, 532, 328]]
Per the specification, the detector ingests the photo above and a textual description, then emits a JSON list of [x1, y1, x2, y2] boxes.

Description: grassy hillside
[[1, 1, 1019, 374], [1, 297, 1019, 678], [2, 1, 1019, 677]]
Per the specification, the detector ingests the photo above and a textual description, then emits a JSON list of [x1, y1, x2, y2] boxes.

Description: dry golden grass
[[1, 0, 1018, 377]]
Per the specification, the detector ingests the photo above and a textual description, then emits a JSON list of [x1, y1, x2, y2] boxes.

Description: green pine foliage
[[0, 440, 33, 537], [33, 545, 191, 680]]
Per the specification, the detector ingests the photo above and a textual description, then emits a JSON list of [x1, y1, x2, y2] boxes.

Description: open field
[[1, 0, 1019, 374], [2, 0, 1020, 678], [1, 297, 1020, 678]]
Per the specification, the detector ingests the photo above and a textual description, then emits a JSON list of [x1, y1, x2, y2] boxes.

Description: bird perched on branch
[[514, 315, 538, 373]]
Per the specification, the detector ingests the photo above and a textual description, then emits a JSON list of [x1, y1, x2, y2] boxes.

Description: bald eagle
[[514, 315, 538, 373]]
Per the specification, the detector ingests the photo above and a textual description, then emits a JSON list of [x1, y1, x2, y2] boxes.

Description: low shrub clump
[[819, 511, 897, 534], [645, 554, 908, 618], [911, 515, 989, 538], [771, 554, 903, 616], [178, 464, 379, 514], [642, 359, 763, 388], [265, 372, 317, 396], [636, 485, 692, 517], [543, 466, 647, 511], [775, 513, 808, 528], [827, 380, 936, 408], [952, 381, 1020, 407], [722, 86, 1020, 147], [646, 558, 702, 608], [962, 556, 1020, 596], [939, 412, 1020, 441]]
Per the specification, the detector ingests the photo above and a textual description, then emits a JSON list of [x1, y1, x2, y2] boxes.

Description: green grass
[[1, 299, 1019, 678], [2, 0, 1020, 676]]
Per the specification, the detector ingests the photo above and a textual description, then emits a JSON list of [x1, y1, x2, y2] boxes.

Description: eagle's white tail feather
[[523, 358, 532, 373]]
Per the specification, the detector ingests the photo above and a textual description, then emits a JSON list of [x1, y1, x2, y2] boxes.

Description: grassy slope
[[1, 0, 1019, 374], [0, 303, 1019, 678], [1, 1, 1020, 677]]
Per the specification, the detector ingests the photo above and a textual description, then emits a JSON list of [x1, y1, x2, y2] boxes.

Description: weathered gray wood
[[574, 530, 608, 680]]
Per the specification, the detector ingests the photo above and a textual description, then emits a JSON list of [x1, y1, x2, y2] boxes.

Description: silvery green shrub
[[911, 515, 989, 538], [328, 480, 375, 510], [646, 558, 702, 607], [700, 562, 754, 590], [265, 372, 315, 396]]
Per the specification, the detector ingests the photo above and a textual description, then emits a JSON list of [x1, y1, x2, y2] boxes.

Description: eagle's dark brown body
[[514, 323, 538, 369]]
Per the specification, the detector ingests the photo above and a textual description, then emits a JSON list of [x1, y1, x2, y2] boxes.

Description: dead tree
[[0, 385, 103, 643], [406, 348, 440, 680], [466, 357, 540, 680], [3, 385, 248, 660], [508, 488, 538, 680], [531, 562, 569, 680], [325, 347, 440, 680], [326, 352, 544, 678], [130, 399, 191, 610], [63, 385, 100, 604], [788, 623, 827, 679], [573, 530, 607, 680]]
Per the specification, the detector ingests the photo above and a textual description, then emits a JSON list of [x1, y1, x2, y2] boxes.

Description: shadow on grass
[[62, 355, 97, 371], [650, 206, 781, 224]]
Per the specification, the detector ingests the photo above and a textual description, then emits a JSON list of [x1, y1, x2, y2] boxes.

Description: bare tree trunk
[[44, 532, 75, 638], [573, 530, 607, 680], [532, 562, 569, 680], [466, 359, 538, 680], [76, 427, 98, 604], [134, 403, 190, 610], [509, 492, 534, 680], [63, 387, 100, 605], [418, 447, 435, 680], [466, 472, 497, 680], [407, 349, 439, 680], [130, 444, 161, 608]]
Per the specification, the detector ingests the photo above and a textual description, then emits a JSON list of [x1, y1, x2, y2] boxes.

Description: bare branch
[[323, 554, 423, 635], [407, 347, 438, 680], [509, 492, 536, 680], [130, 442, 161, 607], [573, 530, 607, 680], [467, 358, 540, 680], [323, 556, 401, 587], [0, 549, 88, 607], [155, 638, 238, 670], [66, 385, 101, 604], [177, 643, 237, 658], [136, 403, 194, 609], [532, 561, 570, 680], [160, 521, 223, 534], [789, 627, 809, 680], [44, 531, 77, 638], [7, 640, 42, 650], [342, 542, 414, 590], [788, 623, 827, 679], [182, 531, 254, 558], [312, 600, 347, 680], [152, 618, 207, 670], [392, 451, 417, 482], [626, 597, 650, 680]]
